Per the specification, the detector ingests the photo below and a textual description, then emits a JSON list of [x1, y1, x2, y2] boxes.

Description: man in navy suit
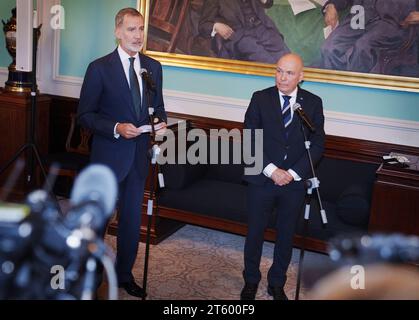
[[77, 7, 167, 298], [242, 53, 325, 300], [198, 0, 290, 63]]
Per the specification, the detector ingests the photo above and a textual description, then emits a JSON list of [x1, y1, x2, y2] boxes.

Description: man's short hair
[[115, 7, 142, 28]]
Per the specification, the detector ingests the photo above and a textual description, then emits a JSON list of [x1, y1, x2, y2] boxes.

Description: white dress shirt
[[263, 87, 301, 181], [113, 45, 143, 138]]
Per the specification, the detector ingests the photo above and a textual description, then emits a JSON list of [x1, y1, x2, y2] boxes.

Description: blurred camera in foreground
[[0, 164, 118, 299], [307, 233, 419, 300]]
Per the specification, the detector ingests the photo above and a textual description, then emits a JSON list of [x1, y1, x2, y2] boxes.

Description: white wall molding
[[42, 74, 83, 97], [0, 67, 8, 87], [324, 111, 419, 147], [36, 0, 63, 96]]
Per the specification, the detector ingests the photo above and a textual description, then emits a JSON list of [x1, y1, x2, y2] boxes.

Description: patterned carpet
[[99, 224, 325, 300]]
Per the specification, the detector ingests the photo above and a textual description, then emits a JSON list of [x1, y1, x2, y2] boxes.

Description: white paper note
[[323, 21, 339, 39], [323, 25, 333, 39], [288, 0, 316, 15], [138, 121, 166, 133]]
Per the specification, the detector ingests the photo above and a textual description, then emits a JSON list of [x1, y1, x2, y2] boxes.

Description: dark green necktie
[[129, 57, 141, 119]]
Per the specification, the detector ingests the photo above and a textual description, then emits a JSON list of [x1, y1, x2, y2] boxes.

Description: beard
[[122, 42, 143, 54]]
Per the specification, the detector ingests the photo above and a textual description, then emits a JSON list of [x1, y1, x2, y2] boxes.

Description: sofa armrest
[[160, 163, 208, 190]]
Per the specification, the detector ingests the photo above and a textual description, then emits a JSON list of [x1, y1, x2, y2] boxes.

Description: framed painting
[[139, 0, 419, 92]]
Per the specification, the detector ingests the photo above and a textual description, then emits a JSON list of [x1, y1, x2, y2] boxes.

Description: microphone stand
[[141, 73, 164, 301], [0, 26, 62, 215], [294, 118, 327, 301], [84, 238, 118, 300]]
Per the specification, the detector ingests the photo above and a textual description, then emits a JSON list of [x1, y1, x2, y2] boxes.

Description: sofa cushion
[[205, 138, 245, 184], [205, 163, 245, 185], [316, 158, 378, 202], [295, 200, 366, 241], [161, 164, 207, 190], [336, 185, 370, 227]]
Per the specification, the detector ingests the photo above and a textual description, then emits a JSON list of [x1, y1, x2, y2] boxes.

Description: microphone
[[68, 164, 118, 233], [140, 68, 156, 91], [292, 103, 316, 132]]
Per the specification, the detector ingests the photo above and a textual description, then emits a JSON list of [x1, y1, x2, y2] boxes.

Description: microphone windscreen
[[70, 164, 117, 219]]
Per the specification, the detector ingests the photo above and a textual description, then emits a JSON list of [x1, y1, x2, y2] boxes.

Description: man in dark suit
[[198, 0, 290, 63], [242, 53, 325, 300], [320, 0, 417, 73], [77, 7, 167, 298]]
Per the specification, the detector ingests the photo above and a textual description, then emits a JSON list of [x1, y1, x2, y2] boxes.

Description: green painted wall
[[59, 0, 137, 77], [0, 0, 17, 68]]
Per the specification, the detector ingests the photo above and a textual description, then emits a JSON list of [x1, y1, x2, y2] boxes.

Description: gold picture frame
[[139, 0, 419, 93]]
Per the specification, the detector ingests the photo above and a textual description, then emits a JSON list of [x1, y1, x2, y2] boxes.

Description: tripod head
[[305, 177, 320, 193]]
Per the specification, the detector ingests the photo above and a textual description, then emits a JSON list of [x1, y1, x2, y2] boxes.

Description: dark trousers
[[115, 162, 146, 283], [243, 181, 305, 287], [321, 18, 409, 73]]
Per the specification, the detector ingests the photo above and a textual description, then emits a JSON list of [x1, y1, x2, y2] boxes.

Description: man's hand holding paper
[[138, 120, 167, 135]]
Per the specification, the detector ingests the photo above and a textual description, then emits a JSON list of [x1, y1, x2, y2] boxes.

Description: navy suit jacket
[[243, 86, 325, 186], [77, 49, 167, 181]]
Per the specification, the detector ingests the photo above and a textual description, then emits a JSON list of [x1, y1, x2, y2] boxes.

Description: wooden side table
[[369, 153, 419, 236]]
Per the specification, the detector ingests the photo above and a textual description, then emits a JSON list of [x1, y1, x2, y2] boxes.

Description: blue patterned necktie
[[282, 95, 292, 138], [129, 57, 141, 119]]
